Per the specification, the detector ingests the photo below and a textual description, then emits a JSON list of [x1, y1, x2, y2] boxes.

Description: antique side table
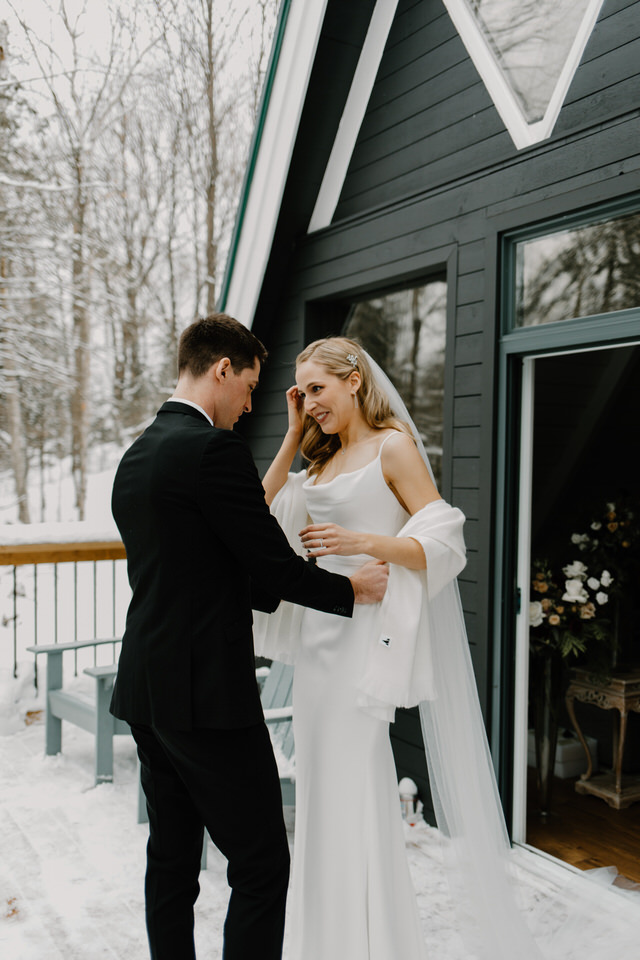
[[565, 668, 640, 810]]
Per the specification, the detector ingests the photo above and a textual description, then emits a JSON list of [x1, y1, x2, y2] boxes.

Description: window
[[344, 283, 447, 488], [442, 0, 604, 148], [514, 210, 640, 328]]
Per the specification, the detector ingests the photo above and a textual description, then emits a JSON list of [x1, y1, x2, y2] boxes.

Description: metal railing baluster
[[1, 540, 128, 682]]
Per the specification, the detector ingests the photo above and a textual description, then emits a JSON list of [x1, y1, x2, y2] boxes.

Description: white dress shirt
[[169, 397, 213, 426]]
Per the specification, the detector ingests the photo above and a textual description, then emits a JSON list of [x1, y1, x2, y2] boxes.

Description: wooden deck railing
[[0, 540, 129, 681], [0, 540, 127, 566]]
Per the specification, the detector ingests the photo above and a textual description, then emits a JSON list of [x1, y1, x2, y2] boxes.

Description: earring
[[352, 392, 358, 409]]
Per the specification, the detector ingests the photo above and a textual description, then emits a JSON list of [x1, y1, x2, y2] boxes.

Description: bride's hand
[[285, 385, 305, 439], [299, 522, 364, 557]]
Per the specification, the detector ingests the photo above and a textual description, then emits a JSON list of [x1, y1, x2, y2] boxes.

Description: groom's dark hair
[[178, 314, 268, 379]]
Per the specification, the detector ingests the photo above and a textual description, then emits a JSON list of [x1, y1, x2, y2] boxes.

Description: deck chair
[[261, 661, 295, 806]]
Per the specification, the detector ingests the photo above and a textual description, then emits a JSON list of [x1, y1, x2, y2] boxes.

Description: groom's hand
[[350, 560, 389, 604]]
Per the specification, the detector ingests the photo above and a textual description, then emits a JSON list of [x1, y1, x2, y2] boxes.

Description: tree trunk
[[0, 256, 30, 523], [70, 155, 90, 520], [6, 375, 31, 524]]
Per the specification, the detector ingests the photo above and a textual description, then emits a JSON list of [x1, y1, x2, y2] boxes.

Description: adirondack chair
[[27, 638, 127, 786], [28, 639, 295, 868], [261, 661, 295, 806]]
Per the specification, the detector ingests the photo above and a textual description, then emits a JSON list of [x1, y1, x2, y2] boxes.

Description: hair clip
[[346, 353, 358, 367]]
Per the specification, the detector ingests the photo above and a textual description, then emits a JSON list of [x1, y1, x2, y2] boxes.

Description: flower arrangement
[[569, 499, 637, 589], [529, 558, 612, 661]]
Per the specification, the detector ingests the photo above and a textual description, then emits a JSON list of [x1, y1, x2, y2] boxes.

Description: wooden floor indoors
[[526, 768, 640, 885]]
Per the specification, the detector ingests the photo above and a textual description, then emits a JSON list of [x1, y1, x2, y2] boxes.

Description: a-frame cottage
[[221, 0, 640, 881]]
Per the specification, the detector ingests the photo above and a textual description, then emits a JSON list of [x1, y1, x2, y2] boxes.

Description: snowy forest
[[0, 0, 278, 524]]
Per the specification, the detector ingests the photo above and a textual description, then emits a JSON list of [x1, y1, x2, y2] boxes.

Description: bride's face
[[296, 359, 359, 434]]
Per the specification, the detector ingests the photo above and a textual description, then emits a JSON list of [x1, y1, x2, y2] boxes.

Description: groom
[[110, 314, 388, 960]]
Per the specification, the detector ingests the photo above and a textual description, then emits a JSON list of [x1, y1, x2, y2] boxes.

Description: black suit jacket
[[110, 402, 353, 730]]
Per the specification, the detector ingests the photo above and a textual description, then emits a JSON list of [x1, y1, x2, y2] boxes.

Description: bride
[[254, 335, 640, 960], [256, 336, 468, 959]]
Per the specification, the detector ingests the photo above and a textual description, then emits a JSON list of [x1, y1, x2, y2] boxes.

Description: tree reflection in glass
[[344, 283, 446, 489], [465, 0, 594, 123], [516, 211, 640, 327]]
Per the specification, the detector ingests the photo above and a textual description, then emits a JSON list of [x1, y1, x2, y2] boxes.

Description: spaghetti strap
[[377, 430, 402, 455]]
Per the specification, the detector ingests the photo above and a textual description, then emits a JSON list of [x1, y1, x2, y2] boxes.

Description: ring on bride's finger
[[319, 538, 324, 549]]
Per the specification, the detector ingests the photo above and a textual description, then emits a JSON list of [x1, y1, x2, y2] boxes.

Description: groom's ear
[[213, 357, 232, 382]]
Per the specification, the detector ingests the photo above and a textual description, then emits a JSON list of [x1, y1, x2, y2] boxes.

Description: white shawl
[[357, 499, 466, 720]]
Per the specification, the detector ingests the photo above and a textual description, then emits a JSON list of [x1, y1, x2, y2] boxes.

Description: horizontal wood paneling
[[453, 365, 483, 396], [290, 131, 639, 310], [451, 487, 479, 518], [458, 578, 478, 611], [453, 395, 482, 427], [335, 0, 640, 220], [456, 303, 485, 336], [458, 240, 486, 276], [455, 333, 484, 366], [452, 458, 480, 488], [462, 518, 478, 551], [459, 550, 478, 583], [453, 426, 481, 457]]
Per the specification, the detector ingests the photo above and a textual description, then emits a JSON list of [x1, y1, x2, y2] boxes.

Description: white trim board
[[442, 0, 605, 150], [307, 0, 400, 233], [511, 356, 535, 844], [223, 0, 330, 326]]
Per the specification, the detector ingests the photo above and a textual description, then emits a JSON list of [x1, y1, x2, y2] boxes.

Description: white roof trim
[[442, 0, 604, 150], [308, 0, 400, 233], [223, 0, 330, 326]]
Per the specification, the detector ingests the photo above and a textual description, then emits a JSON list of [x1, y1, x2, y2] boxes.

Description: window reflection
[[515, 211, 640, 327], [344, 284, 447, 489], [465, 0, 593, 123]]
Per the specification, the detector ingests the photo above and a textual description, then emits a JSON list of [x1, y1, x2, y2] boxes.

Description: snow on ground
[[2, 668, 640, 960], [0, 520, 121, 546]]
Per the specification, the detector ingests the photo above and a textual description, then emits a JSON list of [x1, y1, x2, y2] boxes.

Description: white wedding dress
[[287, 436, 428, 960]]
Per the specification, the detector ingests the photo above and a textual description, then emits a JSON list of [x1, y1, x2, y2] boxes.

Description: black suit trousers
[[131, 722, 290, 960]]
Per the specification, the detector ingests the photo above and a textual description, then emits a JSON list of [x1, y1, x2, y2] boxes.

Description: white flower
[[600, 570, 613, 587], [571, 534, 589, 545], [607, 502, 616, 512], [591, 521, 602, 531], [529, 601, 545, 627], [587, 577, 600, 591], [563, 560, 588, 580], [563, 579, 589, 604], [596, 592, 609, 605]]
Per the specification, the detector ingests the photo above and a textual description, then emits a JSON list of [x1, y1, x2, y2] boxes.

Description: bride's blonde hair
[[296, 336, 412, 476]]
